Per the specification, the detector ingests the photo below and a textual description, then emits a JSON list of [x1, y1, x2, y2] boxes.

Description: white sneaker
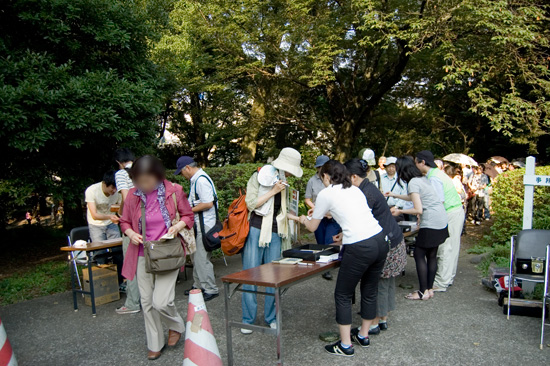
[[241, 328, 253, 334], [270, 322, 277, 329]]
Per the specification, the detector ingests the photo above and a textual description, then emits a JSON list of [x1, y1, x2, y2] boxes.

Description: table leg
[[224, 282, 234, 366], [275, 287, 283, 366], [87, 260, 96, 317], [70, 258, 78, 312]]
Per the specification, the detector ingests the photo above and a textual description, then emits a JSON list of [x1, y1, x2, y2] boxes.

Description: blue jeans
[[88, 223, 123, 282], [314, 217, 341, 245], [88, 223, 121, 243], [241, 226, 281, 325]]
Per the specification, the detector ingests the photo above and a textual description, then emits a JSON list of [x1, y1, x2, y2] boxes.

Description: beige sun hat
[[271, 147, 303, 178]]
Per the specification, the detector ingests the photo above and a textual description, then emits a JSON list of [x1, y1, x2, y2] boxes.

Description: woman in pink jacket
[[120, 155, 194, 360]]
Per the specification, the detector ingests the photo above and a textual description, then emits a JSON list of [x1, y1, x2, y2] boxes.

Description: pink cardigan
[[120, 179, 194, 280]]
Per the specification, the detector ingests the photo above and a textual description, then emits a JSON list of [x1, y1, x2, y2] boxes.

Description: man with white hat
[[241, 147, 303, 334], [362, 148, 382, 189]]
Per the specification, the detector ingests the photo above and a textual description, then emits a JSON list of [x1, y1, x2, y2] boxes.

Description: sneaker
[[379, 322, 388, 331], [240, 328, 253, 335], [368, 325, 380, 335], [351, 327, 370, 348], [432, 287, 447, 292], [322, 271, 333, 280], [116, 306, 141, 315], [324, 341, 354, 357], [269, 322, 277, 330]]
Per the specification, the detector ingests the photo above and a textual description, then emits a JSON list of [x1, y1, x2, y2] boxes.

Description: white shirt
[[190, 169, 218, 229], [85, 182, 120, 226], [380, 173, 407, 207], [312, 184, 382, 244]]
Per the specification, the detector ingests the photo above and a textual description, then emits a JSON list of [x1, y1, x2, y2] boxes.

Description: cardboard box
[[82, 264, 120, 306]]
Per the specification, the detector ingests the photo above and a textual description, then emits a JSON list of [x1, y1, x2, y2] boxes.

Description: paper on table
[[317, 253, 339, 263]]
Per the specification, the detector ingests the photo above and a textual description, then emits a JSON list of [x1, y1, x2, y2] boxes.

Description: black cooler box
[[282, 244, 340, 262]]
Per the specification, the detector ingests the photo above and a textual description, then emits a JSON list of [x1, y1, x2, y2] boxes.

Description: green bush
[[471, 166, 550, 279], [486, 166, 550, 246], [167, 164, 317, 219]]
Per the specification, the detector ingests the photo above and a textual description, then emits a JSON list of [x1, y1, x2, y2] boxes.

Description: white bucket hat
[[362, 148, 376, 166], [271, 147, 303, 178], [384, 156, 397, 166]]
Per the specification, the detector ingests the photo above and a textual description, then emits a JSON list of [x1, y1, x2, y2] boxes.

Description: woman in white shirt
[[289, 160, 387, 357]]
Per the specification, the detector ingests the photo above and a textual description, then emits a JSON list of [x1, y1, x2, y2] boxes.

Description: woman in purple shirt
[[120, 155, 194, 360]]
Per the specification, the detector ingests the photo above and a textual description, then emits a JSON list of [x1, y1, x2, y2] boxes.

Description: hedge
[[167, 163, 317, 218], [485, 166, 550, 246]]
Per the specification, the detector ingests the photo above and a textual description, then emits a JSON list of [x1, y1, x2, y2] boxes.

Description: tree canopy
[[0, 0, 171, 225]]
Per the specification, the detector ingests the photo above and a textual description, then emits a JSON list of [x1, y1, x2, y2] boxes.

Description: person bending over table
[[288, 160, 386, 358], [344, 159, 406, 335], [385, 156, 449, 301], [120, 155, 194, 361], [241, 147, 303, 335]]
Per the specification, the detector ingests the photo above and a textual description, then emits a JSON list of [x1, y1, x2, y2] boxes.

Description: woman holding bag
[[120, 155, 194, 360]]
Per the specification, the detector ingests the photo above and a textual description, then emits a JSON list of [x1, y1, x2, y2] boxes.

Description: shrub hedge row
[[485, 166, 550, 246], [167, 163, 317, 218]]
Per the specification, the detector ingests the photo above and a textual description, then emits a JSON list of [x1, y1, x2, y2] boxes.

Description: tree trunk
[[189, 93, 209, 166], [63, 197, 86, 230], [239, 94, 265, 163], [333, 119, 357, 161]]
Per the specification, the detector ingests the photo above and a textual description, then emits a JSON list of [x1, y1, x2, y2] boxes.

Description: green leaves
[[0, 0, 171, 225]]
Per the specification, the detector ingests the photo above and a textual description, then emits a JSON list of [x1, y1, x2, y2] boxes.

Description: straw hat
[[271, 148, 303, 178]]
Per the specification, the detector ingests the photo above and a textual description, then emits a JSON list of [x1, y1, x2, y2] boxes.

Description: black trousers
[[334, 232, 389, 325]]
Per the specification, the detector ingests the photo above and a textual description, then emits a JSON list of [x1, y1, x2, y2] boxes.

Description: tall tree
[[165, 0, 549, 161], [0, 0, 170, 227]]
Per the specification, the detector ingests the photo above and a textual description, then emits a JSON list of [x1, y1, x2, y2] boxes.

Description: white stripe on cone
[[183, 290, 222, 366], [0, 318, 18, 366]]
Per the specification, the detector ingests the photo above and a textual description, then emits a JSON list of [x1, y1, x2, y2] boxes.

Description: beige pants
[[434, 207, 465, 289], [136, 256, 185, 352]]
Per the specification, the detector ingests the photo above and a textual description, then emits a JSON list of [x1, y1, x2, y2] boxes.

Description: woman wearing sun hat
[[240, 147, 303, 334]]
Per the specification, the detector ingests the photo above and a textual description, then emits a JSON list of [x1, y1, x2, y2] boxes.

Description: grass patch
[[0, 260, 70, 306], [468, 243, 510, 276]]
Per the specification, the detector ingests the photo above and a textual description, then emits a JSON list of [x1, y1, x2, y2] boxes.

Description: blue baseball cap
[[314, 155, 330, 168], [174, 156, 195, 175]]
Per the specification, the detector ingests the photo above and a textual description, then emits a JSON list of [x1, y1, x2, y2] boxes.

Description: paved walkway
[[1, 245, 549, 366]]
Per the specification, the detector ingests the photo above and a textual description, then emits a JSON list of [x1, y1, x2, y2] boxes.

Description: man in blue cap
[[175, 156, 219, 301], [305, 155, 341, 280]]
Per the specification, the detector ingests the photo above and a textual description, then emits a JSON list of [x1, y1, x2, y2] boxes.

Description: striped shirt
[[115, 169, 134, 192]]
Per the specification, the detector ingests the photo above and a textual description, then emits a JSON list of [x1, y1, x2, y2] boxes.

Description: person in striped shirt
[[114, 148, 141, 315]]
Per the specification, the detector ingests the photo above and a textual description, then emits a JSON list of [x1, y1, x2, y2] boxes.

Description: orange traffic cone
[[183, 289, 222, 366], [0, 317, 17, 366]]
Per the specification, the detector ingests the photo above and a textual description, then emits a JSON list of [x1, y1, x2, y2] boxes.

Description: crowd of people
[[81, 146, 515, 360]]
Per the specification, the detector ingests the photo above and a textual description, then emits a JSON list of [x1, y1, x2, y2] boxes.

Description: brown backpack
[[219, 190, 249, 256]]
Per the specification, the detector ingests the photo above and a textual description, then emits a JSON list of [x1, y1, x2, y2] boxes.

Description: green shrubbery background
[[472, 166, 550, 273], [167, 164, 317, 218]]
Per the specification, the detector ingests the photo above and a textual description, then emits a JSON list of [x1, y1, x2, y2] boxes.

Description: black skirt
[[416, 226, 449, 249]]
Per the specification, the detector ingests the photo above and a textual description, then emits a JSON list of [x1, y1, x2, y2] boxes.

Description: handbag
[[194, 175, 222, 252], [170, 192, 196, 255], [142, 201, 186, 273]]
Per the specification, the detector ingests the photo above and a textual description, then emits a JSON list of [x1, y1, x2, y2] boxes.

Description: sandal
[[405, 291, 429, 301]]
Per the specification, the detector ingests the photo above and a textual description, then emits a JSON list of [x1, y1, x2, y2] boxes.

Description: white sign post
[[522, 156, 550, 229], [522, 156, 536, 230]]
